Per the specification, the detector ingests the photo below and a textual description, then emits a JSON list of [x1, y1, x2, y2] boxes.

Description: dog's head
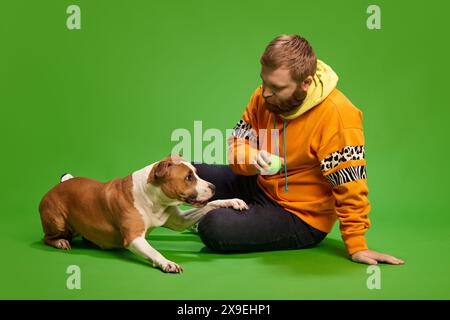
[[148, 155, 215, 207]]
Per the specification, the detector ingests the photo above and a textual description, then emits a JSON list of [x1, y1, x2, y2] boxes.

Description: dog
[[38, 155, 248, 273]]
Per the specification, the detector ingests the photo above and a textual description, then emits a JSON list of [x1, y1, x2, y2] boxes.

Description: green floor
[[1, 213, 449, 299]]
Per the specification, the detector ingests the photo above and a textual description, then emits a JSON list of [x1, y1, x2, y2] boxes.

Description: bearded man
[[193, 34, 403, 265]]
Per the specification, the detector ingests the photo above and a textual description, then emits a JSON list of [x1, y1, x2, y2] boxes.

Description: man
[[193, 34, 404, 265]]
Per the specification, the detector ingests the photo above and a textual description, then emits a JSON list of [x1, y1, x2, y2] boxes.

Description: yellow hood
[[281, 59, 339, 120]]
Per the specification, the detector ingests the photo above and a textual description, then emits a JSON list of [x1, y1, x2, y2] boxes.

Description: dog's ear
[[155, 160, 171, 178], [148, 159, 172, 184], [168, 153, 184, 164]]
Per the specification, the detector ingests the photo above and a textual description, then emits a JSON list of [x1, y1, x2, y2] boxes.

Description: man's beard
[[264, 86, 307, 115]]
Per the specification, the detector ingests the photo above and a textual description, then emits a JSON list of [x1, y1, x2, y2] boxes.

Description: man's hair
[[260, 34, 317, 82]]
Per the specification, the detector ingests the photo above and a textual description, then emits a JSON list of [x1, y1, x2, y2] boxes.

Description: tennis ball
[[265, 154, 282, 175]]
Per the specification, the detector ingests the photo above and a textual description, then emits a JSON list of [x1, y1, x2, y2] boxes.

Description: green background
[[1, 0, 449, 299]]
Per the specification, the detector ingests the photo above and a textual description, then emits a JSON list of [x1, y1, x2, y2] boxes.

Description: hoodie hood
[[281, 59, 339, 120]]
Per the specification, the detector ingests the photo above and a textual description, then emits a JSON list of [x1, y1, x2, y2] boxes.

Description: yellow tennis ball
[[266, 154, 282, 175]]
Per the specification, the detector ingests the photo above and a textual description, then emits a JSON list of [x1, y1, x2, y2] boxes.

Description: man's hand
[[252, 150, 284, 173], [351, 249, 404, 265]]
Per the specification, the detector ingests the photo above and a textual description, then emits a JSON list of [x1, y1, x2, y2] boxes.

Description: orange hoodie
[[228, 60, 370, 256]]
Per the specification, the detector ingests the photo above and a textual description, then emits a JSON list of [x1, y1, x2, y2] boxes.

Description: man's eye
[[263, 82, 280, 92]]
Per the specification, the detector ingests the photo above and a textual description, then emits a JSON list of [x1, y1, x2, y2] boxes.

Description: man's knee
[[193, 163, 231, 181], [197, 209, 235, 252]]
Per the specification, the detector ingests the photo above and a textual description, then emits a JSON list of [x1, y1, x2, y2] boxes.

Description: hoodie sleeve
[[227, 87, 261, 175], [317, 105, 371, 256]]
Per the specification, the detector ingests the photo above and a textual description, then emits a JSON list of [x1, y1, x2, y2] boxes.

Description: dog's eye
[[185, 173, 193, 182]]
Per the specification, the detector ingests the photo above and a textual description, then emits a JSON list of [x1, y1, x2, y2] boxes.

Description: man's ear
[[148, 159, 172, 184], [300, 76, 313, 92]]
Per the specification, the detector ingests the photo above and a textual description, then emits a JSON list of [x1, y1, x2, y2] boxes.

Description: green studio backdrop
[[1, 0, 449, 299]]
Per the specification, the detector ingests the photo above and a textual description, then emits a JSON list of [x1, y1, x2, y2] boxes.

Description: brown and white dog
[[38, 155, 248, 273]]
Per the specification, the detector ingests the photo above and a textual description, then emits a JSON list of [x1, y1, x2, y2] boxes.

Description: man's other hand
[[351, 249, 404, 265]]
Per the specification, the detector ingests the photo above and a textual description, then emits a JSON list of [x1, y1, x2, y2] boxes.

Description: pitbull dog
[[38, 155, 248, 273]]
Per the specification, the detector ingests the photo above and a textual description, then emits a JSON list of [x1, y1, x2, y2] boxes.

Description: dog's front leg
[[208, 199, 249, 211], [163, 198, 248, 231], [127, 236, 183, 273]]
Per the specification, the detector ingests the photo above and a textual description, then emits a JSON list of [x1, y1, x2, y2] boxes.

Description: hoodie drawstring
[[282, 119, 288, 193], [273, 116, 278, 163], [273, 115, 289, 193]]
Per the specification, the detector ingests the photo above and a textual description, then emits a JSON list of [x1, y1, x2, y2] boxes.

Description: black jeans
[[194, 164, 327, 253]]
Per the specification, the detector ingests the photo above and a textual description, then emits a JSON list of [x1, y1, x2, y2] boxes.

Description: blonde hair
[[260, 34, 317, 82]]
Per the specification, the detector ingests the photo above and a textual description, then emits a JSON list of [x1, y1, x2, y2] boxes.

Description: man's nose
[[262, 86, 273, 99]]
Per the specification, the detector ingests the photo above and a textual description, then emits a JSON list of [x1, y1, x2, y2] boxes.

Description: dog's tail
[[60, 173, 74, 183]]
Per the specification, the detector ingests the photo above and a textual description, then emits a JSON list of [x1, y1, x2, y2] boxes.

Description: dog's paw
[[154, 259, 183, 274], [209, 198, 249, 211], [56, 239, 71, 250]]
